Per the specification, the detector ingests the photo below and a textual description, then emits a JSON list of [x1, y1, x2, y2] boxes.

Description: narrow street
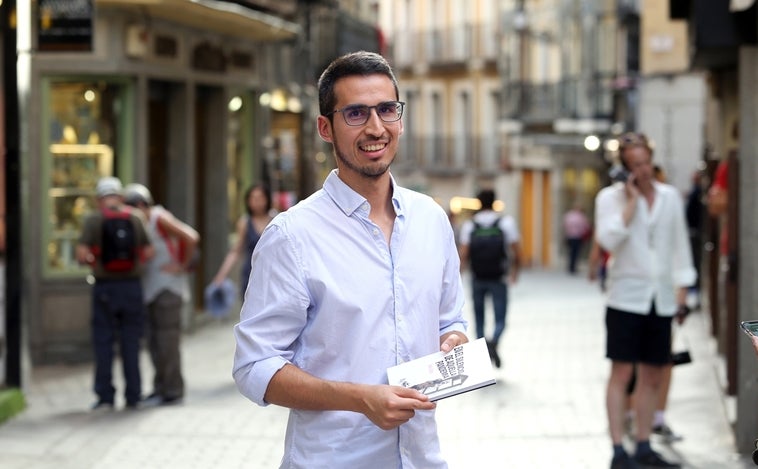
[[0, 269, 750, 468]]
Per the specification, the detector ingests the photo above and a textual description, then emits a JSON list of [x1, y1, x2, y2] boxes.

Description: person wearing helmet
[[124, 183, 200, 406], [76, 176, 153, 410]]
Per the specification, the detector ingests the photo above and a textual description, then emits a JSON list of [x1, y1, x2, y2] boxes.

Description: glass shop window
[[44, 81, 127, 276]]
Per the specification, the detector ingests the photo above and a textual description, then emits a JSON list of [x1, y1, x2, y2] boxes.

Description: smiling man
[[232, 51, 469, 468]]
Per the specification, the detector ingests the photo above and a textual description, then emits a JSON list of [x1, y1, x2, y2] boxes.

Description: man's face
[[622, 146, 654, 185], [317, 74, 403, 181]]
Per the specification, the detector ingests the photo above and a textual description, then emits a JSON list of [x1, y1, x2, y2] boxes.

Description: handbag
[[670, 324, 692, 366]]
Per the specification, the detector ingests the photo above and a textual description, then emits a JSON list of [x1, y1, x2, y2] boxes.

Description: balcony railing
[[392, 22, 500, 69], [500, 73, 616, 122], [396, 135, 502, 175]]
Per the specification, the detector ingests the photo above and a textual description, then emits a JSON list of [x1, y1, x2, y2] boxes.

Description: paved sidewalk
[[0, 269, 752, 468]]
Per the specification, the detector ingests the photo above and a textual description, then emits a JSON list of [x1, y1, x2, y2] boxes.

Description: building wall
[[21, 5, 294, 364], [640, 0, 689, 74], [637, 75, 706, 194]]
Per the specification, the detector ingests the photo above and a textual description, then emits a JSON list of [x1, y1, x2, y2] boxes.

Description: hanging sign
[[38, 0, 93, 52]]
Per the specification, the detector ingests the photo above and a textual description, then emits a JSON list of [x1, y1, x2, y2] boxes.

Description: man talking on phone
[[594, 132, 695, 469]]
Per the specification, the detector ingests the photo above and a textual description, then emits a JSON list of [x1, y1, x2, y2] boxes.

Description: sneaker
[[90, 400, 114, 412], [652, 424, 683, 443], [142, 394, 183, 407], [486, 341, 502, 369], [141, 394, 163, 407], [161, 396, 183, 406], [610, 452, 638, 469], [124, 401, 141, 410], [634, 449, 680, 468]]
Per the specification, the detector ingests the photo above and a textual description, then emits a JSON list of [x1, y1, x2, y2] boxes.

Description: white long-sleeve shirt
[[594, 181, 696, 316], [233, 170, 467, 468]]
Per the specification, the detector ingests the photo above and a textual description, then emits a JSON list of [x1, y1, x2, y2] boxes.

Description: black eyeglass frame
[[325, 101, 406, 126]]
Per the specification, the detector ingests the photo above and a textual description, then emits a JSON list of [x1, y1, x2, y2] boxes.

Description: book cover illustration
[[387, 337, 496, 401]]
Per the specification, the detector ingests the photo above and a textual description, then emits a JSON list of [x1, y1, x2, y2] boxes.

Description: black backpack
[[99, 208, 137, 272], [469, 218, 507, 279]]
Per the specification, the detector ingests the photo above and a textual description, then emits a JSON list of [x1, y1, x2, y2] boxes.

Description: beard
[[333, 134, 394, 179]]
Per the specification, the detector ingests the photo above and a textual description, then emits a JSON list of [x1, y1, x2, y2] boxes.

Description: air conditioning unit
[[126, 24, 150, 58]]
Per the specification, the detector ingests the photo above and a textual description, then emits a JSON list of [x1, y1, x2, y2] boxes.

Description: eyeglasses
[[326, 101, 405, 126]]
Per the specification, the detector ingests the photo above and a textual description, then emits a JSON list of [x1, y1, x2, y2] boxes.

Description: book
[[386, 337, 496, 401]]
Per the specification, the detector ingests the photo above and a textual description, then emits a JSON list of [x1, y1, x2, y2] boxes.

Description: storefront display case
[[46, 143, 113, 274]]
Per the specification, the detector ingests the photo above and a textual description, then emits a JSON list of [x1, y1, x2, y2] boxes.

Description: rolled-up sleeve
[[232, 222, 310, 406], [438, 223, 467, 337]]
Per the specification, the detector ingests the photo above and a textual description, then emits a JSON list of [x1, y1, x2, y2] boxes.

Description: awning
[[97, 0, 301, 42]]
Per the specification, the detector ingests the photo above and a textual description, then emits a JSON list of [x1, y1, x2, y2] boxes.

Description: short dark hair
[[244, 183, 272, 216], [317, 51, 399, 119], [477, 189, 496, 210]]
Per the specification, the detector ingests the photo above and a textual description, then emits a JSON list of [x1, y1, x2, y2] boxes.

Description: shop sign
[[38, 0, 93, 52]]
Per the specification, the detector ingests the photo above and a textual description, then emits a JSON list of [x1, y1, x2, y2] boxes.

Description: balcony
[[392, 22, 501, 71], [501, 82, 559, 124], [395, 135, 502, 176]]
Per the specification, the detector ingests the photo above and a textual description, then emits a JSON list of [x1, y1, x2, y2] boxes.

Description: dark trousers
[[472, 277, 508, 345], [92, 279, 144, 405], [566, 237, 583, 274], [146, 290, 185, 399]]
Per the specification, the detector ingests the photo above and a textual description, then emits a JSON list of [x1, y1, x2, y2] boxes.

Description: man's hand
[[361, 385, 436, 430], [675, 304, 690, 325], [440, 331, 468, 353], [751, 336, 758, 358], [624, 175, 640, 199]]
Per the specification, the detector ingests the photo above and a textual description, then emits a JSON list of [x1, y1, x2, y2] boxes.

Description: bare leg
[[656, 363, 672, 412], [606, 360, 635, 444], [634, 363, 666, 443]]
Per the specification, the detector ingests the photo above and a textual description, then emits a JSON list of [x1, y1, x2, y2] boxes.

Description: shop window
[[44, 80, 129, 276]]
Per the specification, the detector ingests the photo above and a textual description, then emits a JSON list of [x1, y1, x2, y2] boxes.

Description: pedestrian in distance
[[595, 132, 695, 469], [124, 183, 199, 406], [76, 176, 154, 411], [563, 203, 591, 274], [212, 183, 273, 300], [232, 51, 468, 468], [588, 239, 609, 292], [458, 188, 520, 369]]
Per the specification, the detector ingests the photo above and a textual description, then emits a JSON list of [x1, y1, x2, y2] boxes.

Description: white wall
[[638, 73, 707, 194]]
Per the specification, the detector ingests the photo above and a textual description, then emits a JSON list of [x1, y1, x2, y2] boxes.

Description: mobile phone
[[609, 165, 630, 183], [740, 320, 758, 337]]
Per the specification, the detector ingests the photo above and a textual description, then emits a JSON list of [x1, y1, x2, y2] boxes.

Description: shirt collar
[[323, 170, 404, 217]]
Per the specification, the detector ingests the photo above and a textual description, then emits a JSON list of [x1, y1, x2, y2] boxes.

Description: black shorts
[[605, 304, 672, 365]]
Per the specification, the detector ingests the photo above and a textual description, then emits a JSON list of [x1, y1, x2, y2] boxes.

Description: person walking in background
[[595, 132, 695, 469], [212, 183, 273, 299], [458, 189, 520, 369], [588, 239, 610, 292], [76, 177, 153, 411], [232, 51, 468, 468], [563, 203, 591, 274], [124, 183, 199, 406], [685, 170, 705, 310]]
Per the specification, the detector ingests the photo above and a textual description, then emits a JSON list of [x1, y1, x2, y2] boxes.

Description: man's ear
[[317, 116, 334, 143]]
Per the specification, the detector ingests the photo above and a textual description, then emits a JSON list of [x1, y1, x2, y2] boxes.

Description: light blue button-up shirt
[[595, 181, 696, 315], [233, 170, 467, 469]]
